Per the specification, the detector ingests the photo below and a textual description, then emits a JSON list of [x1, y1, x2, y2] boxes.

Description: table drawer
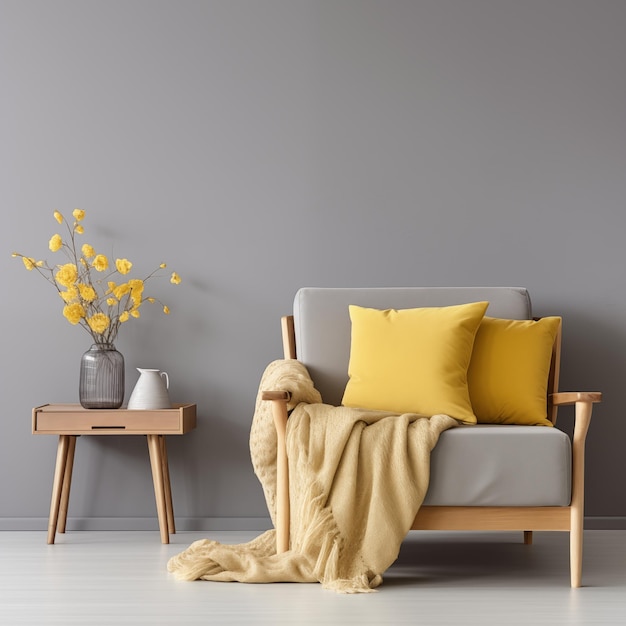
[[32, 404, 196, 434]]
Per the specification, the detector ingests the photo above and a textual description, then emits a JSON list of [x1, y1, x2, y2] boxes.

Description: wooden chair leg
[[58, 435, 77, 534], [570, 521, 583, 588], [147, 434, 170, 544], [48, 435, 71, 544], [569, 398, 593, 588], [262, 393, 291, 554]]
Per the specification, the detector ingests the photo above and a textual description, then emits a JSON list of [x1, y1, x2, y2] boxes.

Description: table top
[[32, 403, 196, 435]]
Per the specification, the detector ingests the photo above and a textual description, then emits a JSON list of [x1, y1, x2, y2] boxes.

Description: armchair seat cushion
[[423, 424, 572, 506]]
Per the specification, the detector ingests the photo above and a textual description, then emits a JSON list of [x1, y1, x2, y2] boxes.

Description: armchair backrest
[[291, 287, 535, 407]]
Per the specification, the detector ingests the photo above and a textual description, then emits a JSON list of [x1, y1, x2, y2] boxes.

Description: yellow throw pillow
[[467, 316, 561, 426], [341, 301, 489, 424]]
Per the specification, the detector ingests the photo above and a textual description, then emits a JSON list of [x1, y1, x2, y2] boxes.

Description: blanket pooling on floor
[[167, 360, 457, 593]]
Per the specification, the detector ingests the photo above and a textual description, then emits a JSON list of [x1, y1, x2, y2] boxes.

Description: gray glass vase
[[79, 343, 125, 409]]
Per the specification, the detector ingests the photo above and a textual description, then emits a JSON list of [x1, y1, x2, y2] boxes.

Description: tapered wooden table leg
[[48, 435, 70, 544], [147, 434, 170, 544], [57, 435, 77, 534], [159, 436, 175, 534]]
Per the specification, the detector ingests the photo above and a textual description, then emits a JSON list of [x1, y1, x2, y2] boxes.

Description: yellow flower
[[63, 303, 85, 325], [87, 313, 110, 334], [129, 278, 144, 306], [113, 283, 130, 299], [15, 209, 180, 345], [92, 254, 109, 272], [49, 234, 62, 252], [55, 263, 78, 288], [60, 286, 79, 303], [116, 258, 132, 275], [77, 283, 97, 302], [81, 244, 95, 258]]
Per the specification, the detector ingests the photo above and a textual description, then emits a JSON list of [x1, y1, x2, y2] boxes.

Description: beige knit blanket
[[167, 360, 457, 593]]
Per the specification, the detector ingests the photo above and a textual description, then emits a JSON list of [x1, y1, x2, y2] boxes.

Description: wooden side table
[[32, 403, 196, 544]]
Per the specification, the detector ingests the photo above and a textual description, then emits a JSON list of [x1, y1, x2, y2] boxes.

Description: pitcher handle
[[160, 371, 169, 389]]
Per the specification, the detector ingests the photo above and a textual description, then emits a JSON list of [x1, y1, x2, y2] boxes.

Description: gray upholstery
[[424, 425, 571, 506], [294, 287, 532, 406], [292, 287, 571, 507]]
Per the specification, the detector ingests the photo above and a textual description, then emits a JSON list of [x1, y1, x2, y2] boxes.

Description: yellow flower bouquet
[[13, 209, 181, 346], [12, 209, 181, 408]]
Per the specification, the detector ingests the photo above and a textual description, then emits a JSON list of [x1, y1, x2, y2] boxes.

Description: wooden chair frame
[[262, 315, 601, 587]]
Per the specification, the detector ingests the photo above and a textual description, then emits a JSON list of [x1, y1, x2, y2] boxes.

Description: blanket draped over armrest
[[167, 360, 457, 593]]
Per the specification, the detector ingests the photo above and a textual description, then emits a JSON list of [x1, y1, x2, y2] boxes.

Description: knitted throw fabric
[[167, 360, 457, 593]]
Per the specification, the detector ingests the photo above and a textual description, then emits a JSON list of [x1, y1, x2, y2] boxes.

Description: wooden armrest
[[261, 390, 291, 402], [549, 389, 601, 587], [260, 389, 291, 553], [550, 392, 602, 406]]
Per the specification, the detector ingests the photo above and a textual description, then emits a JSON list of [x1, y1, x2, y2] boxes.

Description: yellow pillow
[[341, 301, 489, 424], [467, 316, 561, 426]]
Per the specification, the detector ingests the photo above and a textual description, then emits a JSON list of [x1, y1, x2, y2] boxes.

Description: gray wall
[[1, 0, 624, 530]]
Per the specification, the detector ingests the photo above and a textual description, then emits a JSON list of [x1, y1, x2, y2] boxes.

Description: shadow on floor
[[385, 531, 568, 587]]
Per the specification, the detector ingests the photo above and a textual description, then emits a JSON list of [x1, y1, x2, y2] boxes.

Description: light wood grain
[[57, 434, 76, 534], [32, 403, 197, 435], [147, 434, 170, 544], [269, 397, 290, 553], [47, 435, 71, 544], [35, 404, 196, 545]]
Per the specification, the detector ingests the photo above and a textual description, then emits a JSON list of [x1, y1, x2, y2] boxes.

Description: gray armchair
[[262, 287, 601, 587]]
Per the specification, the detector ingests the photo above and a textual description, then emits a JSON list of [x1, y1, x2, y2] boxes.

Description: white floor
[[1, 529, 625, 625]]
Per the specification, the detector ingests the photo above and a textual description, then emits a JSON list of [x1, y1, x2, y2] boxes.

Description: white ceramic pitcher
[[127, 368, 171, 410]]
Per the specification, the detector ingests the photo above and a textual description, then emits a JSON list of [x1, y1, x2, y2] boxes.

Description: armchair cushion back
[[293, 287, 532, 406]]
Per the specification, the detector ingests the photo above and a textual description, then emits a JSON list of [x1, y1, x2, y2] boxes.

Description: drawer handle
[[91, 426, 126, 430]]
